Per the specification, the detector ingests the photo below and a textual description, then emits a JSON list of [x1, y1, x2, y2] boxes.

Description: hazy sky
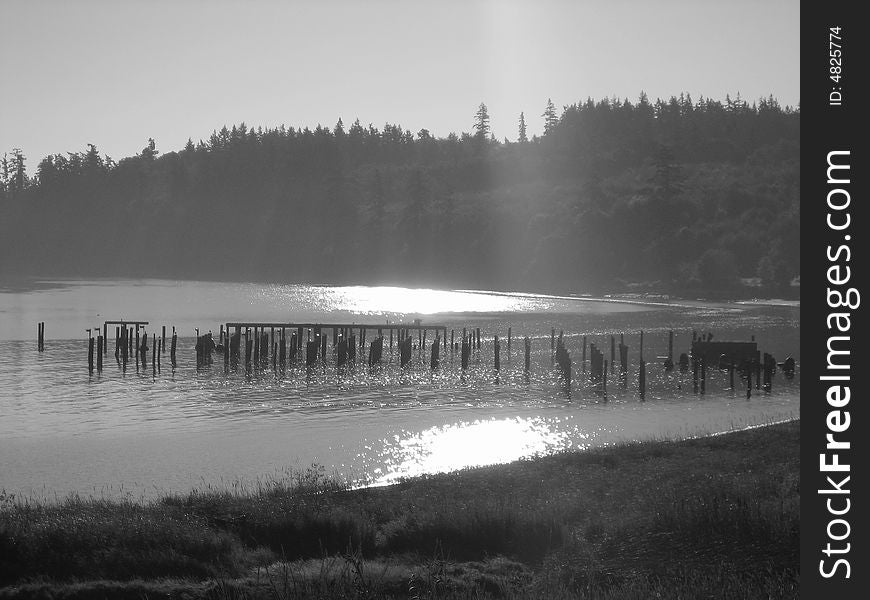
[[2, 0, 799, 164]]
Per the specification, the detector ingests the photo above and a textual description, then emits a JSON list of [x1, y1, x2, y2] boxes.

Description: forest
[[0, 93, 799, 297]]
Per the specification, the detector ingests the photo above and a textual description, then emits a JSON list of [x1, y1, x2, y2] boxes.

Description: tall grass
[[1, 421, 799, 598]]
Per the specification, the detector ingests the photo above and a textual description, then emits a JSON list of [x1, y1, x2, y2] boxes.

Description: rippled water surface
[[0, 279, 800, 500]]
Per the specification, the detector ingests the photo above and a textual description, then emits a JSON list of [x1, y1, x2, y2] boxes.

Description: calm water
[[0, 279, 800, 500]]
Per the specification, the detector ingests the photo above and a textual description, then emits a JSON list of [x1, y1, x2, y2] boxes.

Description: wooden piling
[[121, 325, 127, 369], [461, 335, 470, 370], [152, 334, 157, 377], [494, 335, 500, 371], [162, 326, 167, 353], [550, 328, 555, 354], [96, 335, 103, 372], [582, 336, 587, 372], [103, 323, 107, 355], [665, 330, 674, 370], [430, 336, 440, 370], [88, 333, 94, 374], [476, 328, 481, 350], [507, 327, 512, 359], [170, 326, 177, 367]]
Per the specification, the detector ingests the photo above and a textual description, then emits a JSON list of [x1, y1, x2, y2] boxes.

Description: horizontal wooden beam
[[103, 320, 150, 325], [224, 322, 447, 331]]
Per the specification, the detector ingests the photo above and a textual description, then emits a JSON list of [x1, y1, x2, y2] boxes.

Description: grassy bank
[[0, 421, 799, 599]]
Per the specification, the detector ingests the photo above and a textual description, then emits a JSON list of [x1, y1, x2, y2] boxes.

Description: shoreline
[[1, 420, 799, 598]]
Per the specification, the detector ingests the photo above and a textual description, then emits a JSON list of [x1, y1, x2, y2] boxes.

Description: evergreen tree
[[542, 98, 558, 135], [473, 103, 490, 142], [518, 112, 528, 143]]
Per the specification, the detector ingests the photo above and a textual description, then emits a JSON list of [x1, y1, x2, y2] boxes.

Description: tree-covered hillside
[[0, 93, 799, 296]]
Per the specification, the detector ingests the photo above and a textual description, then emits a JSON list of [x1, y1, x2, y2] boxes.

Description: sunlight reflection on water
[[0, 279, 800, 500], [373, 416, 584, 484]]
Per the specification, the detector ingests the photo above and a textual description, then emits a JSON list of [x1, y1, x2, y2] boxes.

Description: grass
[[0, 420, 799, 598]]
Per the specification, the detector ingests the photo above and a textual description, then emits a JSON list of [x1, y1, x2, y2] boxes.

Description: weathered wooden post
[[582, 335, 587, 372], [461, 335, 470, 370], [171, 326, 177, 367], [121, 325, 128, 369], [162, 326, 167, 354], [348, 334, 357, 362], [157, 337, 162, 372], [494, 335, 500, 371], [152, 334, 157, 377], [337, 338, 348, 367], [320, 332, 327, 362], [224, 333, 230, 372], [114, 326, 120, 361], [103, 323, 107, 355], [279, 328, 287, 368], [135, 325, 140, 365], [96, 334, 103, 372], [88, 331, 94, 374], [430, 336, 440, 370], [242, 329, 250, 371], [746, 365, 752, 399], [140, 331, 148, 371], [289, 333, 298, 364], [450, 329, 455, 352]]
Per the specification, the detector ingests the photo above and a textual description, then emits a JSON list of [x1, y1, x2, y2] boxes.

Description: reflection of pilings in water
[[524, 337, 531, 374], [639, 359, 646, 401]]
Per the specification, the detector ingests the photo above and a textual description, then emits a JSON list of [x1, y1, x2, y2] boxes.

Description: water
[[0, 279, 800, 501]]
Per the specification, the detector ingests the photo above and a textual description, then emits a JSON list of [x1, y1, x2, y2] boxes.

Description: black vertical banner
[[802, 2, 865, 597]]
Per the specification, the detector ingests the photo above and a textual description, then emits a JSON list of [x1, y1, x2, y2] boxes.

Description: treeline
[[0, 93, 799, 295]]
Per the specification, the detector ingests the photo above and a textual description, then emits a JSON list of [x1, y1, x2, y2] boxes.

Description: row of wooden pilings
[[85, 321, 178, 375], [46, 321, 791, 398]]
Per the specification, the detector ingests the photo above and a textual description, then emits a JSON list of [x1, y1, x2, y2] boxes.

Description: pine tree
[[542, 98, 558, 135], [518, 112, 528, 143], [474, 103, 490, 141]]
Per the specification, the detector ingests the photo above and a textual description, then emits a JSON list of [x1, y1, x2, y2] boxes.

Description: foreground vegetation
[[0, 421, 799, 599]]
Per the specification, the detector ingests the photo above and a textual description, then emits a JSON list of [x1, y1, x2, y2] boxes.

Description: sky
[[1, 0, 800, 165]]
